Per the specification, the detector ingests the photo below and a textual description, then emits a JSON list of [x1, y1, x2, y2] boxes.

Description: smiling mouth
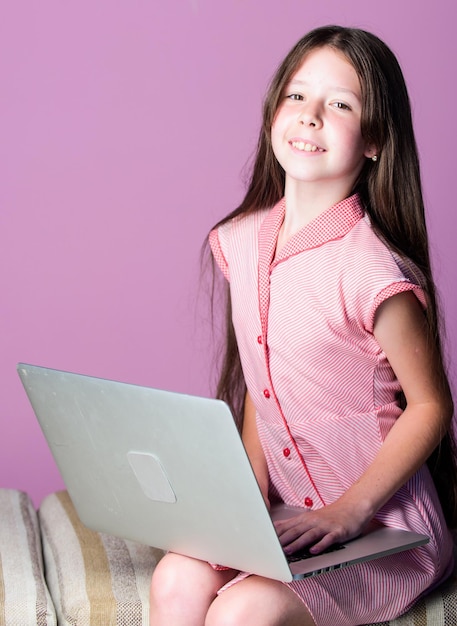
[[291, 141, 325, 152]]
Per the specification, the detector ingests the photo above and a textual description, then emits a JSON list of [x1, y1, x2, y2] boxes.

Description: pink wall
[[1, 1, 456, 507]]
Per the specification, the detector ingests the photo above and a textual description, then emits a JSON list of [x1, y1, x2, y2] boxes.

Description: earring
[[371, 155, 378, 162]]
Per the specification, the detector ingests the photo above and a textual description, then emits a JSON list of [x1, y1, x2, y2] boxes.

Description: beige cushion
[[39, 491, 164, 626], [0, 488, 56, 626]]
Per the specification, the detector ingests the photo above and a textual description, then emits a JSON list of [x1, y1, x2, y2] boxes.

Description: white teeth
[[291, 141, 323, 152]]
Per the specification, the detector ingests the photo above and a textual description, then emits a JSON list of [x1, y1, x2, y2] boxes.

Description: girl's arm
[[242, 390, 270, 507], [276, 290, 453, 554]]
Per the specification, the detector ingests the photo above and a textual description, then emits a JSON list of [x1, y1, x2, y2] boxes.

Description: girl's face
[[271, 46, 375, 199]]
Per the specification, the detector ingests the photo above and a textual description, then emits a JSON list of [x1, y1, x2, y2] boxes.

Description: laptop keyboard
[[286, 543, 345, 563]]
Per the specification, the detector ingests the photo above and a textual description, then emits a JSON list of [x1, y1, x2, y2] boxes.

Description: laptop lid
[[17, 363, 428, 582]]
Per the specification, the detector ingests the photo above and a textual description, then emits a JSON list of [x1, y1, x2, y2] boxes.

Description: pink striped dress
[[209, 194, 454, 625]]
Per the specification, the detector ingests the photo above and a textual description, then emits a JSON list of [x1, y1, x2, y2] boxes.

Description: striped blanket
[[39, 491, 164, 626], [0, 489, 56, 625]]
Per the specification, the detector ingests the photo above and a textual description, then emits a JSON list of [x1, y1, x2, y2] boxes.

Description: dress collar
[[257, 194, 364, 340], [259, 194, 364, 269]]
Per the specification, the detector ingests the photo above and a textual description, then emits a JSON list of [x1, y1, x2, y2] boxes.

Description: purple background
[[1, 1, 455, 506]]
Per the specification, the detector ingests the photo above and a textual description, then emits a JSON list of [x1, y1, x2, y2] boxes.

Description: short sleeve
[[344, 220, 427, 334], [209, 225, 230, 282], [365, 281, 426, 333]]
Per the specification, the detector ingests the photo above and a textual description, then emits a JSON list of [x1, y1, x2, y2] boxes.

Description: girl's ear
[[364, 144, 378, 160]]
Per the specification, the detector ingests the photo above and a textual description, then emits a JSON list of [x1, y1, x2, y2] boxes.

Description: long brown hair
[[208, 25, 457, 526]]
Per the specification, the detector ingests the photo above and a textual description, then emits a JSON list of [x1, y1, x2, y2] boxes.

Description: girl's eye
[[286, 93, 304, 101], [332, 101, 351, 111]]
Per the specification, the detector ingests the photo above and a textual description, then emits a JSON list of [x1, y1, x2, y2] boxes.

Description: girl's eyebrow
[[288, 78, 361, 100]]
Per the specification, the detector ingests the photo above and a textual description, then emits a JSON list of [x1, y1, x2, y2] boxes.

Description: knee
[[150, 553, 184, 607], [150, 552, 223, 607], [205, 590, 255, 626], [205, 577, 312, 626]]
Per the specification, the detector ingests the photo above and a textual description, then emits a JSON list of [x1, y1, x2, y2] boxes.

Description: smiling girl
[[149, 25, 457, 626]]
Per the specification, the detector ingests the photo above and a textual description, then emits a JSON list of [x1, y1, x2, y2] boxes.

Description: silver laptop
[[17, 363, 428, 582]]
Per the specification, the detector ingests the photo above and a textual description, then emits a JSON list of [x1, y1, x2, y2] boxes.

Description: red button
[[257, 335, 262, 344], [304, 497, 313, 508], [263, 389, 270, 399], [283, 448, 291, 458]]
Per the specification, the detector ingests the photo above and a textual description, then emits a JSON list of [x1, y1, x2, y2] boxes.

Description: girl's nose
[[298, 105, 322, 128]]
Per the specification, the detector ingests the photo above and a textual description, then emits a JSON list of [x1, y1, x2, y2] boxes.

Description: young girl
[[150, 25, 457, 626]]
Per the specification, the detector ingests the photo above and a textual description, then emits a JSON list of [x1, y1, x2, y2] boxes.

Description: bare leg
[[149, 552, 238, 626], [205, 575, 316, 626]]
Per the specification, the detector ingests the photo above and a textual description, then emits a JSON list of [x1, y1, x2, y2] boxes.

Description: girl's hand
[[274, 499, 370, 556]]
